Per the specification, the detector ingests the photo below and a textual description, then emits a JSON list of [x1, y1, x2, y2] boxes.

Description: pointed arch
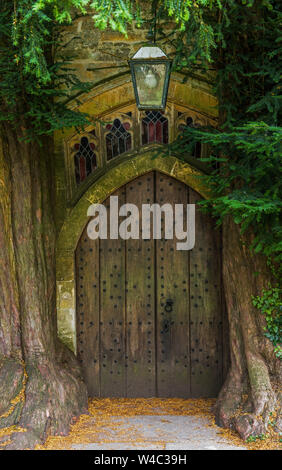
[[56, 149, 211, 353]]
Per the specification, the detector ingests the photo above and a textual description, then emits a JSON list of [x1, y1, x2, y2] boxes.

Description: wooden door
[[76, 171, 225, 397]]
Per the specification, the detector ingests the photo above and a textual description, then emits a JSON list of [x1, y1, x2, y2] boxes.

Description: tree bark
[[214, 217, 282, 439], [0, 121, 87, 449]]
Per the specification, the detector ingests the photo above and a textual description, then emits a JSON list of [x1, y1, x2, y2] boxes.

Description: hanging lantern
[[129, 45, 172, 110]]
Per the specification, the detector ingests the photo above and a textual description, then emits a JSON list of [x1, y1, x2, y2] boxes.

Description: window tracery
[[67, 104, 216, 196], [141, 111, 169, 145], [73, 136, 97, 185], [105, 118, 132, 161]]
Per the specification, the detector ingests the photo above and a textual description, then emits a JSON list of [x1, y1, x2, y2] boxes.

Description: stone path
[[70, 415, 247, 451], [37, 398, 251, 450]]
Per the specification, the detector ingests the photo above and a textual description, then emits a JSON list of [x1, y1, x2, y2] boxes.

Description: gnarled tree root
[[214, 364, 281, 440], [0, 358, 26, 429], [0, 356, 88, 450]]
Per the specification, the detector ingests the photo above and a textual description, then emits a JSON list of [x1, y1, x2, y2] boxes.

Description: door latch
[[164, 299, 173, 313]]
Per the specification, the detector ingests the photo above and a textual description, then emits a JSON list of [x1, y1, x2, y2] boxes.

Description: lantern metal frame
[[129, 44, 172, 111]]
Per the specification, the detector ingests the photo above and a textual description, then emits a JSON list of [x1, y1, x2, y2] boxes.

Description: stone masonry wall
[[60, 15, 152, 86], [58, 12, 212, 88]]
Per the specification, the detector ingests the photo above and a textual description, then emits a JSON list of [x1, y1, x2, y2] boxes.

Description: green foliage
[[89, 0, 217, 35], [0, 0, 97, 139], [157, 4, 216, 68], [167, 1, 282, 263], [163, 1, 282, 355], [213, 1, 282, 127], [10, 1, 89, 83], [90, 0, 137, 35], [170, 122, 282, 260], [88, 0, 218, 71], [246, 434, 267, 442], [252, 287, 282, 359]]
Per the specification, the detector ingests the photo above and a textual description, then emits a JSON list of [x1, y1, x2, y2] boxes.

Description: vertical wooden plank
[[189, 188, 223, 397], [76, 228, 100, 396], [125, 173, 156, 397], [99, 189, 126, 397], [155, 172, 190, 397]]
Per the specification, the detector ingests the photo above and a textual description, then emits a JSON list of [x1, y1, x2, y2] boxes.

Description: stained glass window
[[105, 119, 132, 161], [141, 111, 168, 145], [70, 107, 213, 194], [74, 136, 97, 185]]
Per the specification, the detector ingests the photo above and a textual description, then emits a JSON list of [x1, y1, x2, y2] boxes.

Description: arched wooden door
[[76, 171, 227, 398]]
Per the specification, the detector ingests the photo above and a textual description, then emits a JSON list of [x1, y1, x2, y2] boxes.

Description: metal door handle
[[164, 299, 173, 313]]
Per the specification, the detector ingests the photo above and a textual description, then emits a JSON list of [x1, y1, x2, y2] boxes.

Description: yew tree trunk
[[0, 121, 87, 449], [215, 217, 282, 439]]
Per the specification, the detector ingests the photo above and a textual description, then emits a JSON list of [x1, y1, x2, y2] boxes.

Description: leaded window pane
[[141, 111, 168, 145], [105, 119, 132, 161], [74, 136, 97, 185]]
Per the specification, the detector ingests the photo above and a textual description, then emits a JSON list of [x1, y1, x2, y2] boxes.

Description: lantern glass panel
[[133, 62, 167, 108]]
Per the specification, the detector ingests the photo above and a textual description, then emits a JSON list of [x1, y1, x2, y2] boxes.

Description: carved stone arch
[[56, 149, 211, 353]]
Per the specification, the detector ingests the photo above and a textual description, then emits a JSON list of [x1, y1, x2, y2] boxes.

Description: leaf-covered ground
[[33, 398, 281, 451], [0, 398, 280, 450]]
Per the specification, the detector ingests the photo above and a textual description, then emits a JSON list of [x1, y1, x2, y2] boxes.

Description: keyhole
[[163, 320, 170, 333]]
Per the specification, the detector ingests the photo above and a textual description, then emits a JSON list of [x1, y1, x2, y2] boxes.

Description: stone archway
[[56, 150, 211, 353]]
